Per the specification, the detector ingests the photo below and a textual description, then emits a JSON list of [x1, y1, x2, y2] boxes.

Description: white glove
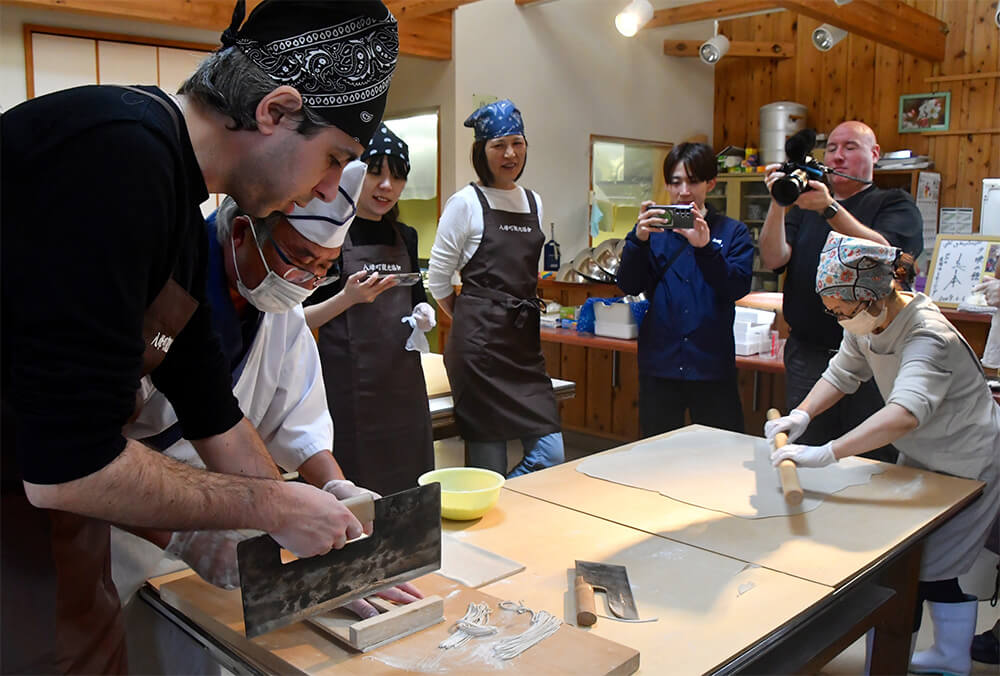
[[164, 529, 259, 590], [321, 478, 381, 501], [764, 408, 811, 444], [770, 441, 837, 468], [411, 302, 436, 332], [401, 315, 430, 353], [973, 278, 1000, 308]]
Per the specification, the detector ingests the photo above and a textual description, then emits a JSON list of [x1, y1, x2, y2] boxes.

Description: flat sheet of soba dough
[[577, 427, 885, 518]]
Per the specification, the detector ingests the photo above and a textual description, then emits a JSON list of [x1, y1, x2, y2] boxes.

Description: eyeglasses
[[823, 300, 870, 321], [268, 236, 340, 287], [248, 220, 340, 288]]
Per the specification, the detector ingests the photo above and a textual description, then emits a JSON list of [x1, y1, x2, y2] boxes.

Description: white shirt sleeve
[[428, 187, 481, 300], [255, 308, 333, 472]]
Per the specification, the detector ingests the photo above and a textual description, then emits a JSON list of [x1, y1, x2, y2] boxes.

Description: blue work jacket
[[617, 207, 753, 381]]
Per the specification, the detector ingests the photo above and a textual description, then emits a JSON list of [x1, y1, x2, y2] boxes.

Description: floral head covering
[[815, 232, 900, 301]]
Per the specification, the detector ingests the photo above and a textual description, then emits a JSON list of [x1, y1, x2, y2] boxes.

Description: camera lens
[[771, 171, 807, 207]]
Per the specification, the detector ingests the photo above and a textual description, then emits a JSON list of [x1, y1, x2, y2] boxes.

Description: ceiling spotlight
[[699, 34, 730, 65], [615, 0, 654, 37], [833, 0, 853, 5], [812, 24, 847, 51]]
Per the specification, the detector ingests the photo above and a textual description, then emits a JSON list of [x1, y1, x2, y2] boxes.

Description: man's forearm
[[192, 416, 281, 479], [759, 202, 792, 270], [827, 208, 889, 245], [296, 450, 346, 488], [795, 376, 846, 421], [832, 403, 918, 459], [24, 440, 285, 532], [436, 293, 455, 319]]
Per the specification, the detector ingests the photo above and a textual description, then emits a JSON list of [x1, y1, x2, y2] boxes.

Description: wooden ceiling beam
[[664, 39, 794, 59], [646, 0, 782, 30], [773, 0, 946, 63], [0, 0, 469, 60], [384, 0, 477, 21]]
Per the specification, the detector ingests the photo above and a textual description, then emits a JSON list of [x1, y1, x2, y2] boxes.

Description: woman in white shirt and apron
[[766, 232, 1000, 676], [428, 100, 563, 477]]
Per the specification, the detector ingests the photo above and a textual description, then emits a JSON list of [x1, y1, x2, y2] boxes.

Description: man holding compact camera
[[758, 121, 923, 460], [618, 142, 754, 437]]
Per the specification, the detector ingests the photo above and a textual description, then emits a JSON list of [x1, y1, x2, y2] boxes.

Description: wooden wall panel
[[713, 0, 1000, 230]]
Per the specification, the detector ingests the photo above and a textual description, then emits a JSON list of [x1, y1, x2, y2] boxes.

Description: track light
[[812, 24, 847, 51], [615, 0, 653, 37], [699, 34, 730, 64]]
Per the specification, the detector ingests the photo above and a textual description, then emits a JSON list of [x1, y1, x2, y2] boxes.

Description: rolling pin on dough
[[766, 408, 804, 506]]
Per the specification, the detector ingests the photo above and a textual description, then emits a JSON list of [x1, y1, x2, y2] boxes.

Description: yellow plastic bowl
[[418, 467, 505, 520]]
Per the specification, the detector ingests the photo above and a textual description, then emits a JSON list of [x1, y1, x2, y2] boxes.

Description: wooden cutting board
[[421, 352, 452, 399], [154, 572, 639, 675]]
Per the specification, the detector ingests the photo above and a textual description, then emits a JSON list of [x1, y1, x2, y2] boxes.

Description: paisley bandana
[[362, 124, 409, 171], [816, 232, 900, 301], [464, 99, 525, 141], [221, 0, 397, 146]]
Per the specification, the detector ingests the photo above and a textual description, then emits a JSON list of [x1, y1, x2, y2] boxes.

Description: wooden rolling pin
[[574, 575, 597, 626], [766, 408, 804, 506]]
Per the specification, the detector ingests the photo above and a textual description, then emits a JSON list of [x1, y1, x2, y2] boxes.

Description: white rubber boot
[[909, 596, 978, 676]]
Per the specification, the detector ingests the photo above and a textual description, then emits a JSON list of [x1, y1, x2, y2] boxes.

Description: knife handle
[[574, 575, 597, 626], [341, 493, 375, 524]]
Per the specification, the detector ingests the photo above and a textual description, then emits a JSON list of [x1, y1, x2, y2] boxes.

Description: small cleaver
[[574, 560, 638, 626], [238, 483, 441, 638]]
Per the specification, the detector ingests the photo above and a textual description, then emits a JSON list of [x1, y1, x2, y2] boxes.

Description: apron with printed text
[[1, 85, 197, 675], [444, 184, 561, 442], [317, 225, 434, 496]]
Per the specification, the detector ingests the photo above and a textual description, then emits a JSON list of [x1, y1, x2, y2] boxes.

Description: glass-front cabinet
[[710, 175, 779, 292]]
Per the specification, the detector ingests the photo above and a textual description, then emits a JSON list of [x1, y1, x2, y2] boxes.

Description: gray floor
[[434, 431, 1000, 674]]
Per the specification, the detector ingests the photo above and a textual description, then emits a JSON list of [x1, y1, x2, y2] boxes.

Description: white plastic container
[[594, 320, 639, 340], [593, 302, 639, 340]]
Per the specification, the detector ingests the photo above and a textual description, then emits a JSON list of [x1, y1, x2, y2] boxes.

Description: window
[[384, 109, 440, 261], [589, 135, 673, 246]]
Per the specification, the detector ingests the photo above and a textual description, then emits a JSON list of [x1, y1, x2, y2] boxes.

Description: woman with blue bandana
[[428, 100, 564, 477], [765, 232, 999, 676]]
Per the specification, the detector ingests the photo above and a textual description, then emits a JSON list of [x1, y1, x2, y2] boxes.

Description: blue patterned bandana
[[221, 0, 398, 146], [464, 99, 525, 141]]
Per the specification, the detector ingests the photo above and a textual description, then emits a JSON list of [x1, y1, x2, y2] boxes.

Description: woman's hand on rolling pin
[[634, 201, 667, 242], [763, 408, 811, 444], [771, 441, 836, 468], [342, 270, 398, 307]]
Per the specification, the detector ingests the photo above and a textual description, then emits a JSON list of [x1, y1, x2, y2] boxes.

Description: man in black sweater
[[0, 2, 398, 672], [758, 121, 923, 461]]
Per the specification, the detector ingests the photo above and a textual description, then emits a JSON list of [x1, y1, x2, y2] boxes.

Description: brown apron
[[1, 88, 199, 675], [317, 224, 434, 496], [443, 184, 561, 442]]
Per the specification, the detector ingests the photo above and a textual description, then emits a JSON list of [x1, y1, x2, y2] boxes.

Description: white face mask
[[838, 301, 887, 335], [231, 225, 314, 314]]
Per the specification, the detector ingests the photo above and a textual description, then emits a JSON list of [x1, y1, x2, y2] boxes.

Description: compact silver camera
[[648, 204, 695, 229]]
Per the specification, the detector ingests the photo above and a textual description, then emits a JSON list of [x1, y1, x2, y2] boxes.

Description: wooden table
[[501, 425, 985, 672], [139, 491, 834, 675], [136, 426, 984, 675]]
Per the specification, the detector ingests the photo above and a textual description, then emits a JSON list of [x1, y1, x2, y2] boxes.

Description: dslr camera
[[770, 129, 828, 207], [769, 128, 871, 207], [647, 204, 695, 229]]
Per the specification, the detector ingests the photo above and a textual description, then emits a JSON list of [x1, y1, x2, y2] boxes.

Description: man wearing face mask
[[116, 166, 422, 672], [758, 121, 924, 461], [766, 232, 999, 676]]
